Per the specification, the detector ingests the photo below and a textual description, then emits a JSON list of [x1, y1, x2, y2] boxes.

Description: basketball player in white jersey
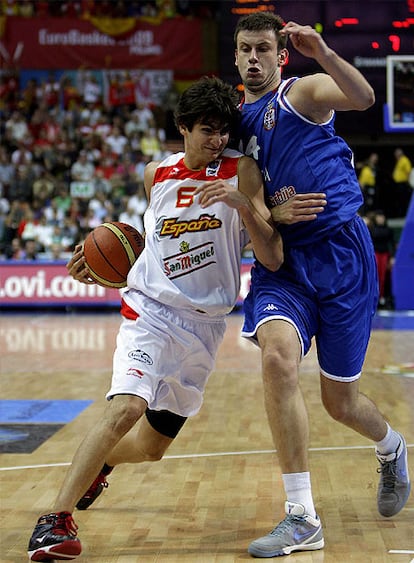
[[27, 76, 284, 561]]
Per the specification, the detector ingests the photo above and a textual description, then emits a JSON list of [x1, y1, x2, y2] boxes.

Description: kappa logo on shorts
[[126, 367, 144, 379], [128, 349, 153, 365], [263, 303, 279, 311]]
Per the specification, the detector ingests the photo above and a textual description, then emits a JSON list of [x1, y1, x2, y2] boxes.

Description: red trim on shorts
[[120, 298, 139, 320]]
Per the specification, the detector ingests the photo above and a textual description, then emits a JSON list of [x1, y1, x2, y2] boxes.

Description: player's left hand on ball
[[66, 244, 95, 284]]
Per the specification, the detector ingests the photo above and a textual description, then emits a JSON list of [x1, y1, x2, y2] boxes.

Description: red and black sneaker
[[76, 468, 111, 510], [27, 511, 81, 561]]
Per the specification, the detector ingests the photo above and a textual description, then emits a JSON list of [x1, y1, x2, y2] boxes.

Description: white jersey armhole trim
[[278, 77, 335, 127]]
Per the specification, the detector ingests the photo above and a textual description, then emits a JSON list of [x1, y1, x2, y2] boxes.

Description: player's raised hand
[[281, 21, 328, 59], [271, 193, 327, 224], [66, 244, 95, 284]]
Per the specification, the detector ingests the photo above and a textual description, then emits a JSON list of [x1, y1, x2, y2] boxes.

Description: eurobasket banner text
[[0, 16, 202, 70]]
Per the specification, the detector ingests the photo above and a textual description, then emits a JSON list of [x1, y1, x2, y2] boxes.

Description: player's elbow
[[358, 86, 375, 110], [262, 252, 284, 272]]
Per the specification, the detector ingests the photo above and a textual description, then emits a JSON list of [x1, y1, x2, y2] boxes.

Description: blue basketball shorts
[[242, 216, 379, 381]]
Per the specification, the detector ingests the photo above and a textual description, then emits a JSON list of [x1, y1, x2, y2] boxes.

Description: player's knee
[[106, 397, 145, 436], [139, 446, 165, 462], [262, 348, 298, 388], [322, 397, 352, 424]]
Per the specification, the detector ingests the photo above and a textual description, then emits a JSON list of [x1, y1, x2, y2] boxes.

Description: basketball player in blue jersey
[[27, 77, 284, 561], [234, 12, 411, 558]]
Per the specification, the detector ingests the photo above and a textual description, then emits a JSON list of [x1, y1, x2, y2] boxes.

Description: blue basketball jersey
[[238, 78, 363, 247], [239, 78, 378, 379]]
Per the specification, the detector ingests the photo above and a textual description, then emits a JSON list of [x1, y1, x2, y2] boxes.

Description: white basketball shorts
[[107, 291, 226, 417]]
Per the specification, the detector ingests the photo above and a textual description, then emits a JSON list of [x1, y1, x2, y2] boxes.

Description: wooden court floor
[[0, 310, 413, 563]]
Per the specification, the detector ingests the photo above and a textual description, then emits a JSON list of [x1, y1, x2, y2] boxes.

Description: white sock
[[375, 423, 401, 455], [282, 472, 316, 518]]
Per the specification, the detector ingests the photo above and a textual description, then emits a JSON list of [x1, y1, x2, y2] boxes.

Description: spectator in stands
[[124, 111, 143, 138], [45, 240, 66, 261], [79, 72, 102, 108], [392, 148, 413, 218], [5, 110, 30, 147], [29, 105, 48, 140], [93, 169, 112, 197], [19, 78, 39, 118], [94, 114, 112, 141], [358, 152, 378, 214], [35, 212, 55, 252], [0, 189, 10, 253], [4, 237, 25, 260], [23, 238, 38, 260], [40, 72, 60, 110], [41, 112, 61, 145], [43, 197, 66, 226], [80, 102, 102, 128], [18, 0, 35, 17], [2, 200, 28, 246], [140, 126, 161, 158], [152, 140, 173, 161], [32, 170, 55, 211], [105, 125, 129, 158], [131, 102, 154, 133], [369, 210, 396, 308], [60, 214, 80, 251], [0, 146, 15, 196], [113, 153, 138, 195], [8, 164, 36, 203], [71, 150, 95, 182], [88, 191, 114, 224], [133, 151, 150, 184], [61, 74, 81, 112], [118, 198, 144, 233], [53, 185, 73, 215], [140, 1, 158, 17], [82, 135, 103, 165], [95, 154, 117, 182], [19, 208, 39, 244], [11, 141, 33, 167], [126, 181, 147, 223], [78, 115, 95, 140]]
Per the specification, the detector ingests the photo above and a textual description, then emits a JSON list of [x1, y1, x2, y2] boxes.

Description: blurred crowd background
[[0, 0, 412, 309]]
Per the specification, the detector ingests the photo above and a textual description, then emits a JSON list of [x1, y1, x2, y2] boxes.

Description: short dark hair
[[174, 76, 240, 133], [234, 12, 287, 50]]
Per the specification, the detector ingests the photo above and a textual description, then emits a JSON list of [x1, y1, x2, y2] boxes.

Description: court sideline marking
[[1, 443, 413, 472]]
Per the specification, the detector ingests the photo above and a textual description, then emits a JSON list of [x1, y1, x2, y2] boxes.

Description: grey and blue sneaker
[[248, 502, 324, 558], [376, 432, 411, 517]]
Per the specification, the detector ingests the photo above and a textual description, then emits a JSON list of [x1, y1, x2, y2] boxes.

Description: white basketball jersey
[[125, 148, 249, 316]]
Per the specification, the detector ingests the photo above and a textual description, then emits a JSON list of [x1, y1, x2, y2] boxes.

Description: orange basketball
[[83, 222, 145, 288]]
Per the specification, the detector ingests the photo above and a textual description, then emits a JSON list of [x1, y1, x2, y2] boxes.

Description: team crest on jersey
[[180, 241, 190, 253], [206, 159, 222, 176], [263, 107, 276, 130]]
